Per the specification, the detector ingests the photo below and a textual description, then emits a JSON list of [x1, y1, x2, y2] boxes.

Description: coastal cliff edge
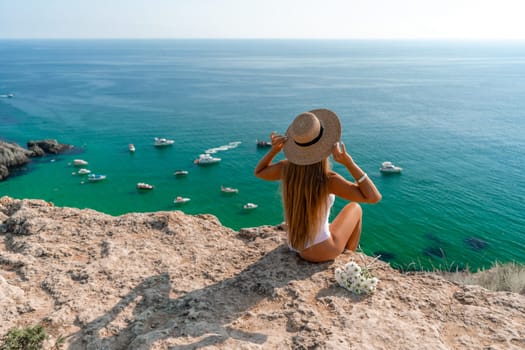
[[0, 196, 524, 349]]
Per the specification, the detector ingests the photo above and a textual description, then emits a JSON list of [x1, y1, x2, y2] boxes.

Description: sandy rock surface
[[0, 196, 524, 349]]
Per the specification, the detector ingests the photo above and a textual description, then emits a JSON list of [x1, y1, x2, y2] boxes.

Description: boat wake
[[205, 141, 241, 154]]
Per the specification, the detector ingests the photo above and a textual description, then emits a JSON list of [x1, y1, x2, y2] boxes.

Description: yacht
[[174, 196, 191, 204], [174, 170, 189, 177], [221, 185, 239, 194], [73, 159, 88, 166], [154, 137, 174, 147], [243, 203, 258, 210], [136, 182, 154, 190], [256, 139, 272, 148], [77, 168, 91, 175], [88, 174, 107, 182], [194, 153, 221, 165], [379, 161, 403, 173]]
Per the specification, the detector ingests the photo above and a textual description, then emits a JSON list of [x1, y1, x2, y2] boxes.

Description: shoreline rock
[[0, 196, 524, 349], [27, 139, 73, 156], [0, 139, 72, 181], [0, 141, 31, 181]]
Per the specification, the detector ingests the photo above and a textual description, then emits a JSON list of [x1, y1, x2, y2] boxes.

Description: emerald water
[[1, 39, 524, 270]]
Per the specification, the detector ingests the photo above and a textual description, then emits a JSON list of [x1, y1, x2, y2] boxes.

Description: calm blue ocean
[[0, 39, 524, 270]]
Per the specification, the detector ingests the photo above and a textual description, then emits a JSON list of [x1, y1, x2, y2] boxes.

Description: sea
[[0, 39, 524, 271]]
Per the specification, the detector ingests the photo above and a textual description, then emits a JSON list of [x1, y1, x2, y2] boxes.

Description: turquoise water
[[1, 39, 524, 270]]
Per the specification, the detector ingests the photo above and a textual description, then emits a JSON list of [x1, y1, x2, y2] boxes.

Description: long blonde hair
[[282, 158, 331, 250]]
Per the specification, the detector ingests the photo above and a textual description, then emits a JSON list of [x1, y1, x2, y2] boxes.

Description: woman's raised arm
[[329, 142, 382, 203], [254, 132, 287, 181]]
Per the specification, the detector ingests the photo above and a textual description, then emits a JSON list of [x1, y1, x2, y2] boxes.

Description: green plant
[[0, 325, 47, 350]]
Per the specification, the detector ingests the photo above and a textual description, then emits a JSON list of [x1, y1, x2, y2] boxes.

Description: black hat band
[[294, 125, 324, 147]]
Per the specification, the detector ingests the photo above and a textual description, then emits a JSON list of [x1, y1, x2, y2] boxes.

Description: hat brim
[[283, 109, 341, 165]]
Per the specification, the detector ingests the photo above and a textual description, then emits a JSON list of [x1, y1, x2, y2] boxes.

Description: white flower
[[334, 260, 380, 295], [335, 268, 345, 285], [345, 262, 361, 275]]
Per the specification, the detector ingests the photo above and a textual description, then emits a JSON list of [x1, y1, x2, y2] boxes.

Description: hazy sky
[[1, 0, 525, 39]]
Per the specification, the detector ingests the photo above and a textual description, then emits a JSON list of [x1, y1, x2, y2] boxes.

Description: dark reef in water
[[373, 250, 396, 262], [423, 246, 446, 259], [424, 232, 446, 244], [464, 237, 489, 251]]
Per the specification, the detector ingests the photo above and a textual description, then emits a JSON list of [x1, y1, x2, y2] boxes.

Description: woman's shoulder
[[326, 171, 352, 191], [326, 171, 341, 184], [276, 159, 289, 170]]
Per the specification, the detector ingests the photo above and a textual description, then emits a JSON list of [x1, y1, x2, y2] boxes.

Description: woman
[[254, 109, 381, 262]]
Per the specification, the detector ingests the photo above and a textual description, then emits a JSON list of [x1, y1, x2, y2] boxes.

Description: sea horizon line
[[1, 37, 525, 42]]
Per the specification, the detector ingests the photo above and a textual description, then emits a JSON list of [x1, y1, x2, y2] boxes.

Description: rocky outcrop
[[27, 139, 72, 156], [0, 165, 9, 180], [0, 196, 524, 349], [0, 141, 31, 180], [0, 139, 71, 181]]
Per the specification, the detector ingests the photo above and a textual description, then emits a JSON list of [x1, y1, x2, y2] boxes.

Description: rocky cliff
[[0, 141, 31, 180], [0, 196, 524, 349], [0, 140, 72, 180]]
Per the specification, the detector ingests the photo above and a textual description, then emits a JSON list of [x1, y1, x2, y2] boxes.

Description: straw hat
[[283, 109, 341, 165]]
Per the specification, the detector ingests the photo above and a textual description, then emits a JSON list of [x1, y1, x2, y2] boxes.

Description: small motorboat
[[136, 182, 154, 190], [129, 144, 136, 152], [174, 170, 189, 177], [88, 174, 107, 182], [221, 185, 239, 194], [379, 161, 403, 173], [154, 137, 174, 147], [174, 196, 191, 204], [194, 153, 221, 165], [77, 168, 91, 175], [243, 202, 258, 210], [73, 159, 88, 166], [256, 139, 272, 148]]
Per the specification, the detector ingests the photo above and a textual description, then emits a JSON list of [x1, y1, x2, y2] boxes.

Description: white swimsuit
[[288, 194, 335, 252]]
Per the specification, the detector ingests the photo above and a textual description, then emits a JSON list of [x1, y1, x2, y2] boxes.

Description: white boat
[[154, 137, 174, 147], [174, 170, 189, 177], [243, 203, 258, 210], [129, 144, 136, 152], [194, 153, 221, 165], [221, 185, 239, 194], [137, 182, 154, 190], [77, 168, 91, 175], [379, 161, 403, 173], [174, 196, 191, 204], [73, 159, 88, 166], [88, 174, 107, 182]]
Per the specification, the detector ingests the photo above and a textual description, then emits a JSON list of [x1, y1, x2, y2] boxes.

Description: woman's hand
[[270, 132, 287, 153], [332, 142, 353, 165]]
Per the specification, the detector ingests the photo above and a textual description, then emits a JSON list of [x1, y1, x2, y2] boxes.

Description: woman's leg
[[299, 203, 362, 262], [330, 202, 362, 252]]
